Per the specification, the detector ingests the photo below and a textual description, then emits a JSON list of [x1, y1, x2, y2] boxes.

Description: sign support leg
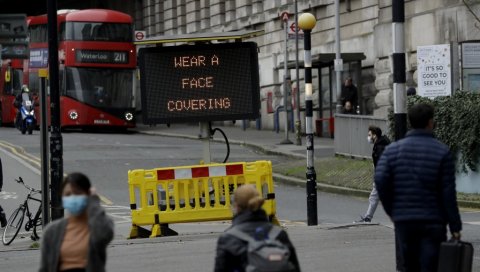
[[199, 122, 211, 164]]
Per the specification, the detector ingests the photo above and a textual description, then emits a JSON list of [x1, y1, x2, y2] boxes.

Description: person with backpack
[[214, 185, 300, 272]]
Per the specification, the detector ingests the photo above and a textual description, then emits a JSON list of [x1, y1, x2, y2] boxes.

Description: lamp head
[[298, 13, 316, 31]]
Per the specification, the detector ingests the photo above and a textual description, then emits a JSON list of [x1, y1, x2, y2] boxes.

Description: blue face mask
[[62, 195, 88, 216]]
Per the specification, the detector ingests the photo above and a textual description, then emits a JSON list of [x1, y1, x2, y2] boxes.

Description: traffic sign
[[290, 22, 298, 32], [288, 22, 304, 39], [280, 12, 290, 22], [135, 30, 146, 42], [0, 14, 27, 38]]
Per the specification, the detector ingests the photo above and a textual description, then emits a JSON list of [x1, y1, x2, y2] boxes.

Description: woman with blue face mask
[[39, 172, 114, 272]]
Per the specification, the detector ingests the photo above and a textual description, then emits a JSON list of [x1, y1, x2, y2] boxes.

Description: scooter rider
[[13, 85, 33, 129]]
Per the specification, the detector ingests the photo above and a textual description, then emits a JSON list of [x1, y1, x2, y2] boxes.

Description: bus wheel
[[0, 104, 3, 127]]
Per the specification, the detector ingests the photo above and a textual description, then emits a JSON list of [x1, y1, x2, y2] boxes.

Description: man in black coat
[[355, 125, 390, 223], [340, 77, 358, 110], [375, 103, 462, 272]]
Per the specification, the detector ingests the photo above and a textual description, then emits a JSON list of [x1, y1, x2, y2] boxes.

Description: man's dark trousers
[[395, 222, 447, 272]]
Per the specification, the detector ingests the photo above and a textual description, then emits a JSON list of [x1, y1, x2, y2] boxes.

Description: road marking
[[99, 195, 113, 205], [0, 146, 40, 176], [0, 140, 114, 206], [0, 191, 18, 200], [102, 205, 131, 224], [0, 140, 41, 168]]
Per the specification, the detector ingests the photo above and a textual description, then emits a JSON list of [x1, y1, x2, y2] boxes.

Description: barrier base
[[128, 225, 152, 239], [129, 224, 178, 239], [270, 215, 281, 226], [151, 224, 179, 237]]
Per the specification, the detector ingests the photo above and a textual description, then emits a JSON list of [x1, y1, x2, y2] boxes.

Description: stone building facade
[[132, 0, 480, 129]]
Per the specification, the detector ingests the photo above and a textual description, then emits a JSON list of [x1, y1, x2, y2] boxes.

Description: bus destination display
[[139, 42, 260, 124]]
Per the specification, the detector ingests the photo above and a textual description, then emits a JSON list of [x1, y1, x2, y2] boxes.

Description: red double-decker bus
[[0, 58, 26, 126], [27, 9, 136, 129]]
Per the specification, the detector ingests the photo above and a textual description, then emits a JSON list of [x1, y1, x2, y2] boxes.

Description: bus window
[[59, 22, 66, 41], [29, 72, 40, 95], [12, 69, 23, 93], [66, 22, 132, 42], [28, 24, 48, 43], [4, 69, 24, 95]]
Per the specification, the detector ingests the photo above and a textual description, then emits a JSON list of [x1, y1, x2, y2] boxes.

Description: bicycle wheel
[[32, 207, 42, 241], [2, 207, 25, 245]]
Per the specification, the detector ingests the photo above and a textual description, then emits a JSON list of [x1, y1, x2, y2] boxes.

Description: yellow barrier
[[128, 160, 278, 238]]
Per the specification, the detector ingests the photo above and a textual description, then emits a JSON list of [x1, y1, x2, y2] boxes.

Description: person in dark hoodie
[[214, 185, 300, 272], [355, 125, 390, 223]]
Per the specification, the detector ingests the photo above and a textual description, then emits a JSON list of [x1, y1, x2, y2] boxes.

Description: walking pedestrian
[[354, 125, 390, 223], [0, 156, 7, 227], [214, 185, 300, 272], [375, 103, 462, 272], [39, 172, 114, 272]]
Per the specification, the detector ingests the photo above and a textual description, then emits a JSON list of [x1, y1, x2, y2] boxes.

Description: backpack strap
[[227, 225, 284, 242], [226, 227, 256, 243], [267, 225, 283, 240]]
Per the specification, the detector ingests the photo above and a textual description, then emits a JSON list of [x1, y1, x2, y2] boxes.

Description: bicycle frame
[[2, 177, 43, 245], [22, 191, 42, 231]]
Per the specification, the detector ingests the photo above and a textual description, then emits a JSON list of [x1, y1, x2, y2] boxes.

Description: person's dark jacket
[[214, 209, 300, 272], [372, 135, 390, 167], [374, 129, 462, 233], [340, 85, 358, 107], [14, 92, 33, 109]]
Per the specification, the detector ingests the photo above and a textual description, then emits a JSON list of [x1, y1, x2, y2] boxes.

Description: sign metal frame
[[138, 42, 261, 124]]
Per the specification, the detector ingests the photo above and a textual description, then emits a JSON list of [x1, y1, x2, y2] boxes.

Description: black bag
[[227, 226, 296, 272], [437, 239, 474, 272]]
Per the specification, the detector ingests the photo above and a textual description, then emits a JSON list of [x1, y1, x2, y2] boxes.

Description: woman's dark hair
[[408, 103, 434, 129], [368, 125, 382, 137], [62, 172, 91, 194]]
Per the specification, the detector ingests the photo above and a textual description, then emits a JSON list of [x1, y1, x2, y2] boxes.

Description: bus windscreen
[[65, 67, 133, 108], [64, 22, 132, 42]]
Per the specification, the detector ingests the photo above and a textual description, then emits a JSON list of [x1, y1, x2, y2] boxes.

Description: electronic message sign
[[138, 42, 260, 124]]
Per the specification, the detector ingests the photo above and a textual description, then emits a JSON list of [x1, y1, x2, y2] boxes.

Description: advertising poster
[[417, 44, 451, 98]]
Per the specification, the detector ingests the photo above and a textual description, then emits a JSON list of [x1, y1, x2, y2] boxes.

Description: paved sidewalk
[[135, 123, 334, 160]]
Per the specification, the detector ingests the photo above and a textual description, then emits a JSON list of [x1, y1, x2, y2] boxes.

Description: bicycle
[[2, 177, 42, 245]]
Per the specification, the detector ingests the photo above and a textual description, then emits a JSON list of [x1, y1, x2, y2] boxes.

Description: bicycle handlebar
[[15, 177, 41, 193]]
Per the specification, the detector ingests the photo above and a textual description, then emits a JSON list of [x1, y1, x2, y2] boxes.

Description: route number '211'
[[113, 52, 127, 63]]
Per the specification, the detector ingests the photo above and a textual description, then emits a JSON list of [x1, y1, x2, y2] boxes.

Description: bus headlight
[[69, 110, 78, 120], [125, 112, 133, 121]]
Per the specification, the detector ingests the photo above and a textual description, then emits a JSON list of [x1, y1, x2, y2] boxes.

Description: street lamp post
[[298, 13, 318, 226], [294, 0, 302, 146], [334, 0, 343, 113], [392, 0, 407, 140], [281, 13, 293, 145]]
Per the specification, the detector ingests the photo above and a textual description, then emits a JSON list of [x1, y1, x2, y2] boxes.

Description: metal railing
[[334, 114, 388, 158]]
